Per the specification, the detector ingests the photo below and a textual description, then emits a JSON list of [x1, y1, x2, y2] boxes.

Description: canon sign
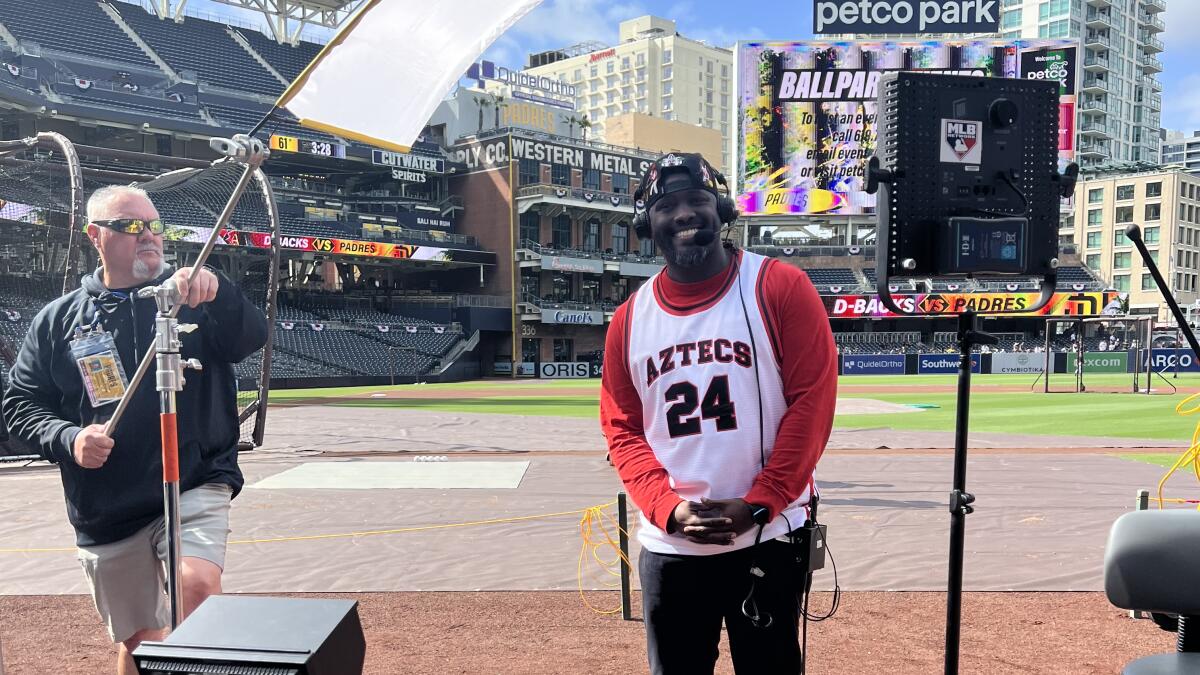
[[814, 0, 999, 34]]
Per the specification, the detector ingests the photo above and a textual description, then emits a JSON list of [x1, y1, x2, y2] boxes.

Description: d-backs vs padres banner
[[735, 39, 1078, 215], [218, 229, 454, 261], [825, 291, 1118, 318]]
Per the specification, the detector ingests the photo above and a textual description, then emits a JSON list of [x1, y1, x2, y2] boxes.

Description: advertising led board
[[735, 39, 1078, 216]]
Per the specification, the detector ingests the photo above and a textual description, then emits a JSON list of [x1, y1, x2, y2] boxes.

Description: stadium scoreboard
[[270, 134, 346, 159]]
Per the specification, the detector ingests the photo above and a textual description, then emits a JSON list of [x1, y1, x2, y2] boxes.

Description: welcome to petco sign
[[814, 0, 999, 34]]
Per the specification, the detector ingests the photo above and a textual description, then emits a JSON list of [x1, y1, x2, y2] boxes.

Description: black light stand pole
[[1127, 225, 1200, 361], [945, 310, 997, 675]]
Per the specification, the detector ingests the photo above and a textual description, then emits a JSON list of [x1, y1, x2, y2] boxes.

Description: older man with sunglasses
[[3, 185, 268, 674]]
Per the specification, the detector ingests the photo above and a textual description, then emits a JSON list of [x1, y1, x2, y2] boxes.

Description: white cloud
[[1159, 0, 1200, 131], [1164, 73, 1200, 131], [500, 0, 647, 57], [685, 24, 767, 49], [1160, 0, 1200, 55]]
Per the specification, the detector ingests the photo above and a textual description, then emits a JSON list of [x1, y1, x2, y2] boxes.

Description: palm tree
[[474, 95, 491, 133], [563, 113, 580, 139], [490, 92, 507, 129], [578, 113, 592, 141]]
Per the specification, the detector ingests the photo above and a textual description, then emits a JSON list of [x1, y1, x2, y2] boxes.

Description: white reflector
[[277, 0, 541, 152]]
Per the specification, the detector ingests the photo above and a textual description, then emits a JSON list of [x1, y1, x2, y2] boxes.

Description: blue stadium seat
[[114, 4, 284, 96], [233, 28, 321, 83], [0, 0, 156, 69]]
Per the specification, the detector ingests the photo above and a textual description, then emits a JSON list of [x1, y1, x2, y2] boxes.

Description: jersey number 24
[[664, 375, 738, 438]]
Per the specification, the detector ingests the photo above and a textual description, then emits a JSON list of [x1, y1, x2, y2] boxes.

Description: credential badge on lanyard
[[70, 322, 129, 408]]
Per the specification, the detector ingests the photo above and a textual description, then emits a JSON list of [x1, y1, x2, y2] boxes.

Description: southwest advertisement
[[824, 291, 1119, 318], [735, 39, 1078, 215]]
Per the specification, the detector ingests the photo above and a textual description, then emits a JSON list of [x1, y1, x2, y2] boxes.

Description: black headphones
[[632, 160, 739, 239]]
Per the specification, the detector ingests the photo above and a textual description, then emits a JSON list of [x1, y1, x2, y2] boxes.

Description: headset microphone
[[693, 223, 733, 247]]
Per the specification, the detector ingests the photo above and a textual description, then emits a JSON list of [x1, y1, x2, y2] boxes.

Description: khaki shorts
[[77, 483, 232, 643]]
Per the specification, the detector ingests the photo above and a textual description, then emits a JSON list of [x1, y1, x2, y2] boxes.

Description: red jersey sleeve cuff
[[647, 493, 685, 532]]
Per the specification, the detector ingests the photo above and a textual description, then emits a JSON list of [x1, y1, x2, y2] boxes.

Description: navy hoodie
[[3, 266, 268, 546]]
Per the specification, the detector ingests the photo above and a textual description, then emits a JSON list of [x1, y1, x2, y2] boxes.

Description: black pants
[[639, 538, 804, 675]]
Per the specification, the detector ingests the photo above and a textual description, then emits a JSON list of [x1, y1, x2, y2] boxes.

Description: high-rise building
[[1067, 167, 1200, 322], [843, 0, 1166, 171], [521, 16, 734, 172], [997, 0, 1165, 170], [1162, 130, 1200, 171]]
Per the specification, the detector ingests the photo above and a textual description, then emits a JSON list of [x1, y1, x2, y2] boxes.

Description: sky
[[184, 0, 1198, 132]]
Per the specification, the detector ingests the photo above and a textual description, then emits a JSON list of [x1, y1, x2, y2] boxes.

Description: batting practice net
[[134, 159, 282, 449], [1040, 316, 1170, 394], [0, 133, 85, 458], [0, 139, 280, 457]]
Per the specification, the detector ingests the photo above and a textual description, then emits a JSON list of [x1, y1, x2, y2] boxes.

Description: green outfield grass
[[267, 373, 1200, 440]]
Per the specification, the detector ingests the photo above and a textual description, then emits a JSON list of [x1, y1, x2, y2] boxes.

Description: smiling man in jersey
[[600, 153, 838, 674]]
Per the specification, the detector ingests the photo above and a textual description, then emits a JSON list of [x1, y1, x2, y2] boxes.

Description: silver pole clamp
[[209, 134, 269, 164]]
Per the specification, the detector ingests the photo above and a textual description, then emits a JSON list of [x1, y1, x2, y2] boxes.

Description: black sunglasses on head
[[92, 218, 164, 235]]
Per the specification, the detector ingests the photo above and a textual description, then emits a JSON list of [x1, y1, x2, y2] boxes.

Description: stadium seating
[[114, 4, 284, 96], [203, 101, 268, 134], [63, 90, 202, 122], [235, 348, 352, 380], [279, 216, 359, 240], [275, 327, 436, 376], [835, 331, 922, 354], [233, 28, 321, 82], [803, 268, 859, 290], [0, 0, 156, 69], [204, 100, 337, 143], [1056, 266, 1105, 289]]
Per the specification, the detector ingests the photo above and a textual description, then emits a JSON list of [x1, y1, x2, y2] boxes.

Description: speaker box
[[133, 596, 365, 675]]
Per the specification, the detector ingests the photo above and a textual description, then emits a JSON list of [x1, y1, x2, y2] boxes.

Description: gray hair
[[86, 185, 152, 223]]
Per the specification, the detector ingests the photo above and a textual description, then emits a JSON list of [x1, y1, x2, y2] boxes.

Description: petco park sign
[[814, 0, 999, 34]]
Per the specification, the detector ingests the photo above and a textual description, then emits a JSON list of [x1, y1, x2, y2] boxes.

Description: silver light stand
[[140, 280, 202, 628], [103, 135, 269, 628]]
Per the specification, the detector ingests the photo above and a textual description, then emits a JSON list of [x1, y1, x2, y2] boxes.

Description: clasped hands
[[669, 497, 757, 546]]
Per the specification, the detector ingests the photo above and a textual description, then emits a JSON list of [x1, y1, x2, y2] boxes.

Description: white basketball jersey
[[627, 251, 812, 555]]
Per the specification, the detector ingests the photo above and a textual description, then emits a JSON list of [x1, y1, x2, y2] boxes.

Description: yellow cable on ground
[[1155, 393, 1200, 509], [0, 502, 617, 554], [576, 502, 633, 616]]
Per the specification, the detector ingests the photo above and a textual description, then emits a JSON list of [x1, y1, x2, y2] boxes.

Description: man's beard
[[654, 228, 712, 268], [131, 256, 164, 281], [662, 243, 711, 268]]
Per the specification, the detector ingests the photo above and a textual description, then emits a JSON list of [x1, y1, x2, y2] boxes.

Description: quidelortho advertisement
[[735, 39, 1078, 216]]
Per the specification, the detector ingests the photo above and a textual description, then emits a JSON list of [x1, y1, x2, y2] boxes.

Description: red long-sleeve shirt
[[600, 254, 838, 533]]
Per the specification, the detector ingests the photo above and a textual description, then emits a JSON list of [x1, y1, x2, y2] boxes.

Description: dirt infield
[[2, 387, 1185, 672], [0, 591, 1171, 674]]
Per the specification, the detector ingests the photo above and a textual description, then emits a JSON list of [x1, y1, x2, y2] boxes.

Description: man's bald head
[[85, 186, 164, 288]]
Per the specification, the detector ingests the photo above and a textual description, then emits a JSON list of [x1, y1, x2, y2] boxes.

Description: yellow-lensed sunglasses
[[90, 218, 165, 235]]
